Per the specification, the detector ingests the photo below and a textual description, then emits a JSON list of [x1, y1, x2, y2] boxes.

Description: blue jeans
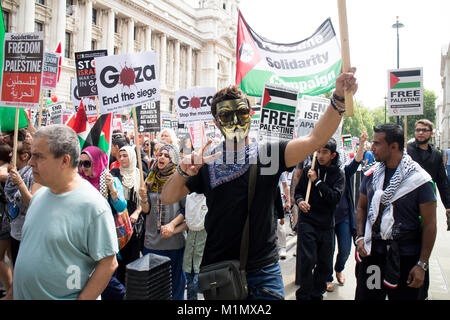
[[185, 272, 199, 300], [143, 247, 186, 300], [246, 262, 285, 300], [328, 217, 352, 282]]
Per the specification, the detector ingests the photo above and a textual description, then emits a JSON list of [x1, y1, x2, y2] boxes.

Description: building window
[[2, 11, 9, 32], [92, 8, 97, 25], [114, 47, 118, 55], [65, 32, 71, 58], [114, 18, 118, 33], [66, 0, 73, 15], [134, 27, 137, 41], [35, 21, 43, 33], [223, 2, 226, 10], [169, 98, 174, 113], [35, 0, 45, 5], [91, 40, 96, 50]]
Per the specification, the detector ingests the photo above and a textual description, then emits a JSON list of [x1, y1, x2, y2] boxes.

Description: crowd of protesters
[[0, 66, 449, 301]]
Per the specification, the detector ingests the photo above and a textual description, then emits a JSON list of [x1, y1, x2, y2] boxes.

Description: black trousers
[[355, 251, 421, 300], [10, 237, 20, 266], [295, 222, 334, 300]]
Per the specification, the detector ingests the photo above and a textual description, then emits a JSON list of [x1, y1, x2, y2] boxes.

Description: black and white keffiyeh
[[364, 153, 431, 254]]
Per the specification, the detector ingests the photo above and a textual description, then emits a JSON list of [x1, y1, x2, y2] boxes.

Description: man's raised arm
[[285, 68, 357, 168]]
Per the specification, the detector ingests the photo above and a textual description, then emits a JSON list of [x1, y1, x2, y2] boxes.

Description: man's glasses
[[415, 128, 432, 133], [78, 160, 92, 168], [217, 108, 251, 124]]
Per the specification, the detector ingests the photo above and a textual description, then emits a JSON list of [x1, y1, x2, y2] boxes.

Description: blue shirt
[[363, 151, 375, 166]]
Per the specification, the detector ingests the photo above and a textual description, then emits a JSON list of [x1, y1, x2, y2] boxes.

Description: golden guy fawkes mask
[[215, 98, 251, 142]]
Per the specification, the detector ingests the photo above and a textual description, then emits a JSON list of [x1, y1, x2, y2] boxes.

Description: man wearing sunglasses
[[407, 119, 450, 300], [161, 68, 358, 300]]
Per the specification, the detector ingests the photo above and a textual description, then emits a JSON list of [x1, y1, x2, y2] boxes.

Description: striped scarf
[[364, 153, 431, 254]]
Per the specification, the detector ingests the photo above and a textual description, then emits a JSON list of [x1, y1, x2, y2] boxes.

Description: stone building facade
[[1, 0, 239, 114], [438, 43, 449, 150]]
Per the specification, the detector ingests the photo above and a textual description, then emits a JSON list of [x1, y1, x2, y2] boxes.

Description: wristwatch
[[417, 260, 429, 271], [177, 164, 190, 178]]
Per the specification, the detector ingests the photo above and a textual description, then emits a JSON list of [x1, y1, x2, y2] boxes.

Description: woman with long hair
[[145, 143, 187, 300], [110, 145, 149, 285]]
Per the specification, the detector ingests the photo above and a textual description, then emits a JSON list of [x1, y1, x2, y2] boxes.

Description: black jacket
[[407, 142, 450, 209], [295, 159, 345, 229]]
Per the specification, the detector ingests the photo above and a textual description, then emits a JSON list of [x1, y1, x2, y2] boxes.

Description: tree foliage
[[340, 89, 436, 141]]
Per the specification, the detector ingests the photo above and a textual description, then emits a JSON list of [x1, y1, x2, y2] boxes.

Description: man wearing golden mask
[[161, 68, 357, 300]]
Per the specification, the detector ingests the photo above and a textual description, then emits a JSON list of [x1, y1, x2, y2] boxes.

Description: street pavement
[[279, 193, 450, 300]]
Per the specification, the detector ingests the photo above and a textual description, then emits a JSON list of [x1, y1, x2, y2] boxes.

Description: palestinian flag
[[83, 113, 113, 159], [236, 11, 341, 98], [66, 101, 91, 147], [389, 69, 422, 89], [262, 84, 298, 114]]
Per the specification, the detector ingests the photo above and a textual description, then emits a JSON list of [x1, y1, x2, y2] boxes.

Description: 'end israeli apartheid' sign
[[95, 51, 160, 114], [175, 87, 216, 124], [387, 67, 423, 116], [258, 83, 298, 142]]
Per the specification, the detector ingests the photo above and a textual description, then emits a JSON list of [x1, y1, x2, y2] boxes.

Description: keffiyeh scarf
[[364, 153, 431, 255], [207, 140, 258, 189]]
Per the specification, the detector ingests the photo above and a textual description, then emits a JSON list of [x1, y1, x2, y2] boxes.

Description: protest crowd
[[0, 4, 449, 303]]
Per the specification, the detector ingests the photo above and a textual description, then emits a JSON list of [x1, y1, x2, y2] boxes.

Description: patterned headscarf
[[146, 143, 178, 193], [79, 146, 109, 196]]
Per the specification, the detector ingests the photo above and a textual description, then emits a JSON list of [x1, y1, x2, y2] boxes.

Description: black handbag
[[198, 164, 257, 300]]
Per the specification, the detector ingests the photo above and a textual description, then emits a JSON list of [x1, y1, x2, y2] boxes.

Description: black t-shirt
[[186, 141, 292, 272], [360, 167, 436, 255]]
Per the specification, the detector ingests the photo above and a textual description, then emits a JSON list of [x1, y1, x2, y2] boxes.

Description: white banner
[[175, 87, 216, 124], [95, 51, 160, 114]]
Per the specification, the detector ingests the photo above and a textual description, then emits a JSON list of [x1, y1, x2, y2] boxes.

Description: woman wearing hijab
[[145, 143, 187, 300], [79, 146, 129, 300], [110, 145, 149, 285]]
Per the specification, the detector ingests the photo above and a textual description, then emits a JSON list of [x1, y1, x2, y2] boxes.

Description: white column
[[186, 46, 192, 88], [174, 40, 180, 91], [50, 0, 66, 52], [84, 0, 93, 50], [19, 0, 35, 32], [160, 34, 167, 88], [145, 26, 152, 51], [127, 18, 134, 53], [107, 9, 115, 55]]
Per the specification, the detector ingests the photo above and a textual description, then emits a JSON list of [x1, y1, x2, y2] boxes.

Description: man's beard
[[415, 137, 430, 145]]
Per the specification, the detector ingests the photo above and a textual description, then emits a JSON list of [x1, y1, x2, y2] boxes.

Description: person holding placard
[[160, 68, 357, 300], [294, 138, 345, 299]]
